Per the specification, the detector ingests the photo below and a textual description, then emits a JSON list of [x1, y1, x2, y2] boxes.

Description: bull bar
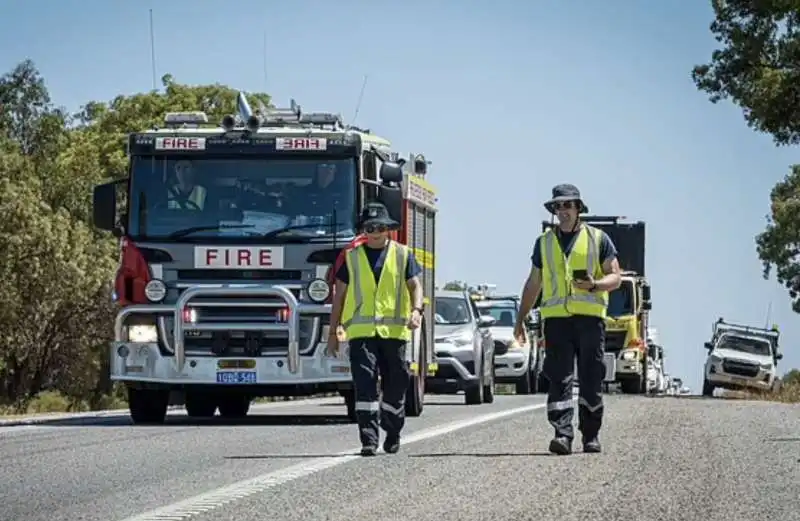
[[113, 284, 330, 374]]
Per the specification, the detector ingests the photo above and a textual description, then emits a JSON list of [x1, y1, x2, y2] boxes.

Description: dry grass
[[722, 381, 800, 404]]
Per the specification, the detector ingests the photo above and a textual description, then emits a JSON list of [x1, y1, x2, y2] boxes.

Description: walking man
[[327, 202, 424, 456], [514, 184, 621, 455]]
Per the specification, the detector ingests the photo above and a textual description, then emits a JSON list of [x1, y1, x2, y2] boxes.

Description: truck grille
[[722, 360, 759, 378], [604, 331, 627, 352], [159, 285, 323, 357]]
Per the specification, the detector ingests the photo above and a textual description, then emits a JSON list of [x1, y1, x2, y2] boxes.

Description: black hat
[[358, 202, 399, 229], [544, 183, 589, 214]]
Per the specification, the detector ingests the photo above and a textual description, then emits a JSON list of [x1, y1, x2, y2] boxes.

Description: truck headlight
[[760, 363, 773, 370], [127, 325, 158, 343], [306, 278, 330, 303], [621, 350, 638, 361], [445, 332, 473, 347]]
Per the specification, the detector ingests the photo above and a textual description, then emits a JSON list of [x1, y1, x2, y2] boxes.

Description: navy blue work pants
[[348, 335, 410, 447], [542, 315, 605, 441]]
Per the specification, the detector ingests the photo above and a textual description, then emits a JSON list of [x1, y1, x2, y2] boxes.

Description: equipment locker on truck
[[92, 93, 438, 424]]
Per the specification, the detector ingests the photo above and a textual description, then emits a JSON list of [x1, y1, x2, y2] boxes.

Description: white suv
[[703, 333, 782, 396]]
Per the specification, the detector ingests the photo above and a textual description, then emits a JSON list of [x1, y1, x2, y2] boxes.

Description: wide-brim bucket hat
[[544, 183, 589, 214], [358, 202, 400, 229]]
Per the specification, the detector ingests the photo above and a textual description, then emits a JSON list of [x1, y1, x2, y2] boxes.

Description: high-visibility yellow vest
[[168, 185, 206, 210], [341, 241, 411, 341], [539, 224, 608, 319]]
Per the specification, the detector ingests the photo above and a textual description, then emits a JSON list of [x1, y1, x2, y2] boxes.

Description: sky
[[1, 0, 797, 390]]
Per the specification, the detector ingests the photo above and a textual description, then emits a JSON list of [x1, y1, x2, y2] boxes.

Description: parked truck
[[539, 216, 652, 394], [92, 93, 438, 424]]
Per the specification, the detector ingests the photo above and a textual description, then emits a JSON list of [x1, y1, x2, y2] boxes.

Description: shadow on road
[[18, 413, 353, 428], [409, 451, 554, 458], [224, 453, 358, 460]]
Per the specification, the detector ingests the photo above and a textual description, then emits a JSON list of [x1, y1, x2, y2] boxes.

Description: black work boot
[[360, 445, 377, 456], [548, 437, 572, 455], [582, 436, 601, 453], [383, 433, 400, 454]]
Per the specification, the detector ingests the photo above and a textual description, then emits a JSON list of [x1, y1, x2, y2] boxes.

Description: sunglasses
[[553, 201, 577, 210], [364, 224, 388, 234]]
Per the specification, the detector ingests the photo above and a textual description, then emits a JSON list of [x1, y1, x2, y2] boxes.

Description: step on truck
[[92, 93, 438, 424], [539, 216, 653, 394]]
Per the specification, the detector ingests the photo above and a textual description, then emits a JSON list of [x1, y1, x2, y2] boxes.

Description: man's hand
[[407, 309, 422, 329], [325, 334, 339, 357], [572, 275, 595, 291], [513, 322, 527, 347]]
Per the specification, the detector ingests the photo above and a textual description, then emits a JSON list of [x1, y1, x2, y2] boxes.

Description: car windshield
[[719, 335, 772, 356], [607, 279, 635, 317], [435, 297, 472, 325], [127, 156, 357, 241], [476, 304, 517, 326]]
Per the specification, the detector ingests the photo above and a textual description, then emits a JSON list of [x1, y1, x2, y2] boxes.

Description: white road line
[[118, 401, 549, 521]]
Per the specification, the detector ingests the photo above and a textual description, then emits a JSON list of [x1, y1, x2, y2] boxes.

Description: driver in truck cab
[[167, 160, 207, 210]]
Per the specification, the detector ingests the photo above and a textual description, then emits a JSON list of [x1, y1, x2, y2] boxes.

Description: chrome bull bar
[[113, 284, 330, 374]]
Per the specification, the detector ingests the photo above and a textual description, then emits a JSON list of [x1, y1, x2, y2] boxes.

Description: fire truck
[[538, 216, 652, 394], [92, 92, 438, 424]]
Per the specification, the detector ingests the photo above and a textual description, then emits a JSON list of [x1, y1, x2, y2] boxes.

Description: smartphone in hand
[[573, 269, 588, 280]]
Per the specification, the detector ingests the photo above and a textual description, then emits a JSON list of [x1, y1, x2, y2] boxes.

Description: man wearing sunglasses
[[326, 202, 424, 456], [514, 184, 621, 456]]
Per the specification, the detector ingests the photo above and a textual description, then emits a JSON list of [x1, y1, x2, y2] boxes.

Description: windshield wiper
[[260, 223, 346, 240], [168, 224, 256, 239]]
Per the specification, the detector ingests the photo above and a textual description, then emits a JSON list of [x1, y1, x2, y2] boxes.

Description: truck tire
[[128, 388, 169, 425], [405, 322, 427, 417], [538, 372, 549, 394], [185, 392, 217, 418], [620, 377, 641, 395], [702, 379, 715, 397], [482, 356, 495, 404], [218, 396, 251, 419], [342, 390, 357, 422], [515, 369, 532, 394]]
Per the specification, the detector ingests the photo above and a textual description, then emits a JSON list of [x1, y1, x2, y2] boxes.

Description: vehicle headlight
[[127, 325, 158, 343], [760, 363, 773, 370], [442, 332, 473, 347], [709, 355, 723, 363], [145, 279, 167, 302], [306, 278, 330, 303], [621, 350, 638, 361]]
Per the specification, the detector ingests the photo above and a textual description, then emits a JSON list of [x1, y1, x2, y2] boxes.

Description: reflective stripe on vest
[[539, 225, 608, 319], [168, 185, 206, 209], [341, 241, 411, 341]]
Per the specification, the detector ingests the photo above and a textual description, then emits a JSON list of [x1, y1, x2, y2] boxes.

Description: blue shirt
[[335, 243, 422, 285], [530, 227, 617, 269]]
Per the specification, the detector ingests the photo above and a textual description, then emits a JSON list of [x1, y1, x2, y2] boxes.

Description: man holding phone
[[514, 184, 621, 455]]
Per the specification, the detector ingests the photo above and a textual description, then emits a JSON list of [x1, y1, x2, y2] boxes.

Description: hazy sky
[[1, 0, 797, 390]]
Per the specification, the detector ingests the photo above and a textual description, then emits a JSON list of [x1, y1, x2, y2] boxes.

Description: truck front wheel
[[128, 388, 169, 425], [218, 396, 251, 418], [185, 391, 217, 418]]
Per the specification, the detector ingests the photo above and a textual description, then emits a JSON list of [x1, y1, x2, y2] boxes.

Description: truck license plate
[[216, 371, 257, 384]]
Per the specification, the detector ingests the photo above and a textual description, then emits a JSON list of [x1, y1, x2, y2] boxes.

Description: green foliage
[[691, 0, 800, 146], [0, 59, 271, 412], [755, 165, 800, 311], [442, 280, 467, 291], [693, 2, 800, 311], [783, 368, 800, 386]]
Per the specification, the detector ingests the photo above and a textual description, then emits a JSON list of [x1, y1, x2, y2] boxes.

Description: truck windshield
[[718, 335, 772, 356], [476, 304, 517, 326], [607, 279, 634, 317], [127, 156, 357, 241], [435, 297, 472, 325]]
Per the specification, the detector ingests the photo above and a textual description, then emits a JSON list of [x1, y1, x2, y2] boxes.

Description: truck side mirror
[[379, 161, 404, 184], [704, 341, 713, 350], [641, 301, 652, 311], [377, 185, 402, 225], [775, 353, 783, 360], [93, 181, 118, 232]]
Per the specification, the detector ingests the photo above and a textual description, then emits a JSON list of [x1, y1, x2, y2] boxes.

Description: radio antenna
[[348, 75, 368, 127], [149, 9, 157, 91], [262, 32, 268, 92]]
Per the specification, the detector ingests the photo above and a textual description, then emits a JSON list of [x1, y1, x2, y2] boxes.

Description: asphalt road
[[1, 393, 798, 521]]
